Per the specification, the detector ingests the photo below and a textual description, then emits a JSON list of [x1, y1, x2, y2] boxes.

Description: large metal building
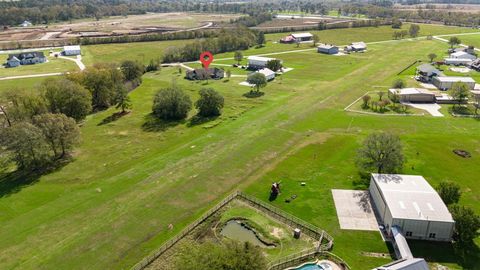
[[369, 174, 454, 242]]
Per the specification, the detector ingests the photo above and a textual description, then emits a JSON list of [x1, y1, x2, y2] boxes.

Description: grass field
[[0, 25, 479, 270]]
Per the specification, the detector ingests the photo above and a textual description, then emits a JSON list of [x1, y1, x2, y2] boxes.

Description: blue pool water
[[294, 263, 323, 270]]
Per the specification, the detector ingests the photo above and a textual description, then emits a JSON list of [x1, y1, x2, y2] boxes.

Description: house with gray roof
[[317, 44, 339, 55], [6, 52, 46, 68]]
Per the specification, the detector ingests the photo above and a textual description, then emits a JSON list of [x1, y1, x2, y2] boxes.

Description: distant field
[[0, 24, 479, 270], [442, 33, 480, 48]]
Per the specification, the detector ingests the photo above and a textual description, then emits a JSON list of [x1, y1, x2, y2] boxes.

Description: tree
[[437, 181, 461, 205], [317, 21, 327, 30], [234, 51, 243, 65], [114, 87, 132, 113], [120, 60, 144, 84], [356, 132, 404, 174], [33, 113, 80, 158], [392, 31, 401, 40], [391, 18, 402, 29], [1, 89, 47, 123], [449, 36, 461, 49], [41, 77, 92, 121], [427, 53, 437, 63], [152, 86, 192, 120], [0, 122, 50, 169], [266, 59, 282, 72], [450, 205, 480, 245], [377, 91, 385, 101], [312, 34, 320, 46], [362, 95, 371, 109], [195, 88, 224, 117], [449, 82, 470, 108], [400, 30, 408, 39], [474, 94, 480, 115], [256, 31, 265, 47], [146, 59, 160, 72], [392, 78, 406, 89], [174, 241, 267, 270], [225, 69, 231, 80], [409, 24, 420, 37], [247, 73, 267, 93]]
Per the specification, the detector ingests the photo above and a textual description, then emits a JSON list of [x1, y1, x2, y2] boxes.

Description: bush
[[392, 78, 406, 89], [152, 86, 192, 121], [195, 88, 224, 117]]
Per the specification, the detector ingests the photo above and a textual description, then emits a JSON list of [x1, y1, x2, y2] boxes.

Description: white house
[[291, 33, 313, 42], [432, 76, 476, 90], [369, 174, 455, 242], [444, 58, 473, 66], [247, 56, 281, 69], [20, 20, 32, 27], [256, 68, 275, 81], [63, 45, 81, 56]]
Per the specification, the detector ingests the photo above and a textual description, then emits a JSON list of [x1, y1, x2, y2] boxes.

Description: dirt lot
[[394, 3, 480, 13], [256, 17, 341, 29], [0, 12, 240, 42]]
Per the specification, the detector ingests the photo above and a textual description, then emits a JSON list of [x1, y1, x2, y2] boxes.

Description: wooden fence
[[130, 191, 337, 270], [267, 250, 352, 270]]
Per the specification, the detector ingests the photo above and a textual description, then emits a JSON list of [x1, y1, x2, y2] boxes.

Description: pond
[[220, 220, 274, 248]]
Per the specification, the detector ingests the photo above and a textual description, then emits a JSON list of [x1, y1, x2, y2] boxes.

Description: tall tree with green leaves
[[266, 59, 282, 72], [234, 51, 243, 65], [356, 132, 404, 174], [428, 53, 437, 63], [247, 73, 267, 93], [312, 34, 320, 46], [450, 82, 470, 108], [450, 205, 480, 245], [195, 88, 224, 117], [33, 113, 80, 158], [437, 181, 462, 205], [41, 77, 92, 121], [449, 36, 462, 49], [408, 24, 420, 37], [152, 85, 192, 120], [114, 87, 132, 113], [256, 31, 265, 47], [1, 89, 47, 123], [120, 60, 144, 84]]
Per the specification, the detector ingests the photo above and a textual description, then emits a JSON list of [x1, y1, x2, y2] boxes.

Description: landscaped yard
[[0, 51, 78, 78], [0, 25, 479, 270]]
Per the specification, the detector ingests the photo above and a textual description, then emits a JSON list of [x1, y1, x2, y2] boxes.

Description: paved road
[[433, 34, 480, 52], [58, 54, 86, 70]]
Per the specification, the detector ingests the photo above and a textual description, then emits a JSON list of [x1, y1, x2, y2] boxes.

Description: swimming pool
[[294, 263, 322, 270]]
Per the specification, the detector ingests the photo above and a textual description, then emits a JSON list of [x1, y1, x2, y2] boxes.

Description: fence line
[[267, 250, 352, 270], [131, 191, 337, 270]]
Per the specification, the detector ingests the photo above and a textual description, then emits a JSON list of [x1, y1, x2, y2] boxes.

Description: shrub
[[152, 86, 192, 120]]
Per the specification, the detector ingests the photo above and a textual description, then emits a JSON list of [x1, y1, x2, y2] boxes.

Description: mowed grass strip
[[0, 32, 478, 270]]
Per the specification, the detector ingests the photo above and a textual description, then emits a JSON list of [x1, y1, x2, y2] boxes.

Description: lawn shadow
[[141, 113, 184, 132], [0, 159, 70, 198], [243, 91, 264, 98], [98, 111, 130, 126], [187, 115, 219, 127], [408, 240, 480, 268]]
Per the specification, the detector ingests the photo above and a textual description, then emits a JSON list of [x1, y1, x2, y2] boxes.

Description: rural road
[[0, 72, 63, 81], [432, 34, 480, 52], [58, 54, 86, 70]]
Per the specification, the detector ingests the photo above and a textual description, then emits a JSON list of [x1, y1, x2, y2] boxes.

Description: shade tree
[[195, 88, 224, 117], [247, 73, 267, 93], [356, 132, 404, 174], [152, 85, 192, 120]]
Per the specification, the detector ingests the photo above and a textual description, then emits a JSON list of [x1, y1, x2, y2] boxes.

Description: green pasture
[[0, 26, 479, 270], [442, 33, 480, 48]]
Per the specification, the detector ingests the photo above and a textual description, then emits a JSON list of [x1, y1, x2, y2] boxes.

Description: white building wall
[[369, 178, 387, 220], [427, 221, 454, 241]]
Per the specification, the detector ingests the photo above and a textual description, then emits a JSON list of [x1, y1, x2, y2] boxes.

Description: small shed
[[317, 44, 339, 55], [256, 68, 275, 81], [432, 76, 476, 90], [63, 45, 81, 56], [291, 33, 313, 42], [345, 42, 367, 52], [388, 88, 436, 103]]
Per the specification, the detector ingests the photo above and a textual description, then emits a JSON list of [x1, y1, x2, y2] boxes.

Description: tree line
[[0, 59, 146, 170], [162, 27, 257, 63]]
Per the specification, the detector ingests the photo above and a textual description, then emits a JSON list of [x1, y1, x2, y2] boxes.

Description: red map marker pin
[[200, 51, 213, 69]]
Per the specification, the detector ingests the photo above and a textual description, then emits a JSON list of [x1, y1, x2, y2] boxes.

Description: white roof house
[[450, 51, 476, 60], [432, 76, 476, 90], [247, 56, 281, 69], [369, 174, 454, 241], [434, 76, 475, 84], [376, 258, 429, 270], [291, 33, 313, 39], [63, 45, 81, 56]]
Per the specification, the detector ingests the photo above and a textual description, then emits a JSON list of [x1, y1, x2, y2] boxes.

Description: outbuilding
[[280, 33, 313, 43], [432, 76, 476, 90], [247, 56, 281, 70], [369, 174, 455, 242], [317, 44, 339, 55], [256, 68, 275, 81], [63, 45, 81, 56], [345, 42, 367, 52], [444, 58, 473, 66], [450, 51, 476, 60], [388, 88, 436, 103]]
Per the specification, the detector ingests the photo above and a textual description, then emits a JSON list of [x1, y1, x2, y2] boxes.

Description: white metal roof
[[372, 174, 454, 223], [388, 88, 434, 96], [377, 258, 429, 270], [434, 76, 476, 83], [247, 56, 276, 62], [64, 45, 81, 51], [257, 68, 275, 77], [351, 41, 367, 49], [450, 51, 476, 59], [391, 226, 413, 259], [291, 32, 313, 38], [318, 43, 337, 49]]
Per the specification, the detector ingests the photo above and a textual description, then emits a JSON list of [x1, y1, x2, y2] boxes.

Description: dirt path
[[0, 72, 63, 81], [58, 54, 86, 71]]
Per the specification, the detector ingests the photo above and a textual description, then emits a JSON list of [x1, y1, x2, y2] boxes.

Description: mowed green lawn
[[442, 33, 480, 48], [0, 27, 479, 270]]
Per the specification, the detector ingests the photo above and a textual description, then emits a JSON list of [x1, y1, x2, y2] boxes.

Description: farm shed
[[63, 45, 81, 56], [444, 58, 473, 66], [256, 68, 275, 81], [345, 42, 366, 52], [280, 32, 313, 43], [317, 44, 339, 55], [388, 88, 436, 103], [369, 174, 454, 242], [450, 51, 476, 60], [247, 56, 281, 70], [432, 76, 476, 90]]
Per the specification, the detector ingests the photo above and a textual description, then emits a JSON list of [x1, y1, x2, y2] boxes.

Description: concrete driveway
[[332, 189, 379, 231], [403, 102, 444, 117]]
